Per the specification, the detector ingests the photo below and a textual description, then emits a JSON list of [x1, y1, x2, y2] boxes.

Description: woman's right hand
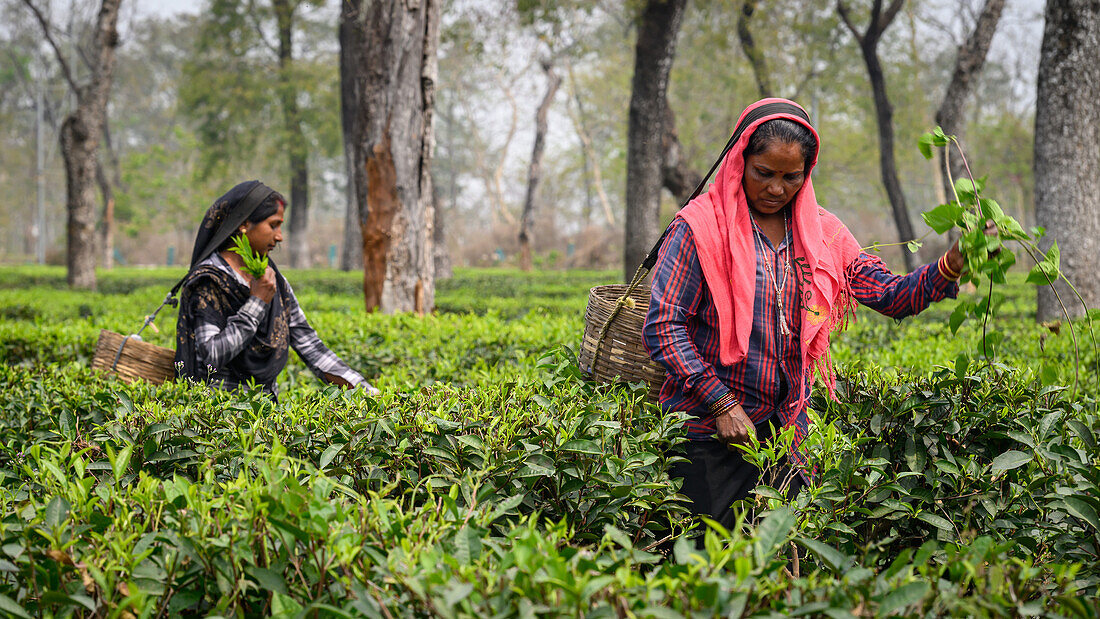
[[250, 267, 276, 304], [715, 402, 755, 449]]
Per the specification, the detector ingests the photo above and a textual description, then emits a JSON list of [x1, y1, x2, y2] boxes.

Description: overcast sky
[[135, 0, 199, 18]]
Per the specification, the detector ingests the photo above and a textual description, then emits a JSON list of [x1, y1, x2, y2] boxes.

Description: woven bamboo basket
[[91, 330, 176, 385], [578, 284, 667, 401]]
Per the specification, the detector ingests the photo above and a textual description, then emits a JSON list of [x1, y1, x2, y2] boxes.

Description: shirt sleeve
[[283, 281, 367, 387], [642, 219, 731, 407], [195, 295, 269, 370], [847, 250, 959, 319]]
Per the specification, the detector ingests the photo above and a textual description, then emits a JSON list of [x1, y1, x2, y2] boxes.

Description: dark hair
[[744, 118, 817, 171], [217, 191, 286, 252]]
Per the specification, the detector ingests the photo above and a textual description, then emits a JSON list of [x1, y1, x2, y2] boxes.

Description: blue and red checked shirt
[[643, 217, 958, 448]]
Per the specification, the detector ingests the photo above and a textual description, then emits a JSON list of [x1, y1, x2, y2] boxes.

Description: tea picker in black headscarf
[[175, 180, 379, 397]]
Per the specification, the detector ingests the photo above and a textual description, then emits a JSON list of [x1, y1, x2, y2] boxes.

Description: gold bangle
[[939, 255, 961, 281]]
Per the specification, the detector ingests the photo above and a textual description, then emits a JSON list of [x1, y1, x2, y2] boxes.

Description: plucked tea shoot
[[230, 233, 268, 279]]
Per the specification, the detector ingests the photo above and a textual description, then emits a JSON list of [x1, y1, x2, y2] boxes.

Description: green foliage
[[179, 0, 339, 180], [0, 267, 1097, 615], [917, 128, 1097, 392], [229, 233, 268, 278]]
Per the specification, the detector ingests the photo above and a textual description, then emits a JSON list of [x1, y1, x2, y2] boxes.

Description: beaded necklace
[[752, 212, 793, 337]]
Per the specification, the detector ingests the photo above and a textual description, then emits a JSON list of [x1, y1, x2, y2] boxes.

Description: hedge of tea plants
[[0, 265, 1096, 617]]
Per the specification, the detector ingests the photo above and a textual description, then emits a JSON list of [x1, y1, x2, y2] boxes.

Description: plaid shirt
[[643, 218, 958, 452], [194, 255, 367, 393]]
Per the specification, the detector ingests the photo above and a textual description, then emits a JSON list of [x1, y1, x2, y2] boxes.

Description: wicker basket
[[91, 330, 176, 385], [578, 284, 667, 401]]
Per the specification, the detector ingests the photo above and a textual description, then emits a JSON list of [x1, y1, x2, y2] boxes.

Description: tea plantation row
[[0, 266, 1096, 617]]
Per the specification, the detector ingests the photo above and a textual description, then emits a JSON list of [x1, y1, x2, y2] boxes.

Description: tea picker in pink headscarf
[[642, 99, 968, 529]]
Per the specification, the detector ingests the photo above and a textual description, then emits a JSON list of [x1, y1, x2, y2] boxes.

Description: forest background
[[0, 0, 1043, 275]]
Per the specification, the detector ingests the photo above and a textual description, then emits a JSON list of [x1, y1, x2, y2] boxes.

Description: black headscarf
[[174, 181, 292, 395]]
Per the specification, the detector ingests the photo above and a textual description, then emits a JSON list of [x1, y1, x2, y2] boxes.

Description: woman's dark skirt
[[670, 415, 805, 532]]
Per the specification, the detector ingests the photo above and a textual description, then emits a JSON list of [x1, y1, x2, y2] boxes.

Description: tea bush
[[0, 265, 1096, 616]]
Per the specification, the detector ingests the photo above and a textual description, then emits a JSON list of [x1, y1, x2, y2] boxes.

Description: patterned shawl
[[174, 181, 291, 394]]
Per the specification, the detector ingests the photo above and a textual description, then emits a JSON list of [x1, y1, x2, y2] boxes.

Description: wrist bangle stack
[[938, 254, 962, 282], [709, 392, 740, 419]]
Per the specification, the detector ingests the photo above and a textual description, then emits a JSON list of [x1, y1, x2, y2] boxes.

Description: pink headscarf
[[677, 98, 861, 400]]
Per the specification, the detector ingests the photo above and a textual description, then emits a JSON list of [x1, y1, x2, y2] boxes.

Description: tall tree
[[838, 0, 919, 272], [518, 58, 561, 272], [1034, 0, 1100, 321], [934, 0, 1005, 204], [342, 0, 440, 314], [339, 0, 363, 272], [95, 129, 121, 269], [272, 0, 311, 268], [182, 0, 334, 269], [21, 0, 122, 289], [624, 0, 688, 280]]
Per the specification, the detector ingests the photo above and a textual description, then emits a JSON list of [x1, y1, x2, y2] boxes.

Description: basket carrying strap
[[593, 102, 810, 367], [112, 288, 180, 372], [111, 335, 138, 371]]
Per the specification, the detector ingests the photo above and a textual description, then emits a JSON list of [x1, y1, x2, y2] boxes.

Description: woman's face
[[742, 140, 807, 216], [244, 203, 285, 256]]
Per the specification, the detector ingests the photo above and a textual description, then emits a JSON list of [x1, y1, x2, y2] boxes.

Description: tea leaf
[[753, 507, 796, 567], [922, 202, 964, 234], [1026, 242, 1060, 286], [246, 566, 288, 594], [878, 582, 929, 617], [794, 536, 849, 574], [1063, 497, 1100, 533], [918, 133, 934, 160], [230, 234, 268, 279], [0, 594, 31, 618], [990, 450, 1031, 474], [45, 496, 70, 528]]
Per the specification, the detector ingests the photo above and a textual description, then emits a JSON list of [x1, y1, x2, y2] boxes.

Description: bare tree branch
[[19, 0, 80, 93], [738, 0, 773, 98], [881, 0, 906, 32], [836, 0, 861, 42], [247, 0, 279, 56]]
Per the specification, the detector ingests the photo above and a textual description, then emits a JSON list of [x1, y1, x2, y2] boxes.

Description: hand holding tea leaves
[[918, 127, 1096, 391], [230, 233, 275, 303], [230, 233, 269, 279]]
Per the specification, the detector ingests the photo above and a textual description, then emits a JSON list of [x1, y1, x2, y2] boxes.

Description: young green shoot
[[917, 126, 1097, 395], [230, 233, 269, 279]]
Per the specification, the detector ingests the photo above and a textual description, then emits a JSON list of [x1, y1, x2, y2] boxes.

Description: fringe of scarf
[[807, 278, 857, 401]]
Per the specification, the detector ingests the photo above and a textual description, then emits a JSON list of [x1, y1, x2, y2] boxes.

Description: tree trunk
[[624, 0, 688, 281], [96, 121, 122, 269], [341, 139, 364, 271], [838, 0, 919, 272], [519, 60, 562, 272], [345, 0, 440, 314], [661, 100, 703, 205], [95, 156, 115, 269], [934, 0, 1005, 204], [433, 185, 452, 279], [1034, 0, 1100, 321], [339, 0, 365, 272], [737, 0, 773, 98], [25, 0, 123, 289], [274, 0, 311, 269]]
